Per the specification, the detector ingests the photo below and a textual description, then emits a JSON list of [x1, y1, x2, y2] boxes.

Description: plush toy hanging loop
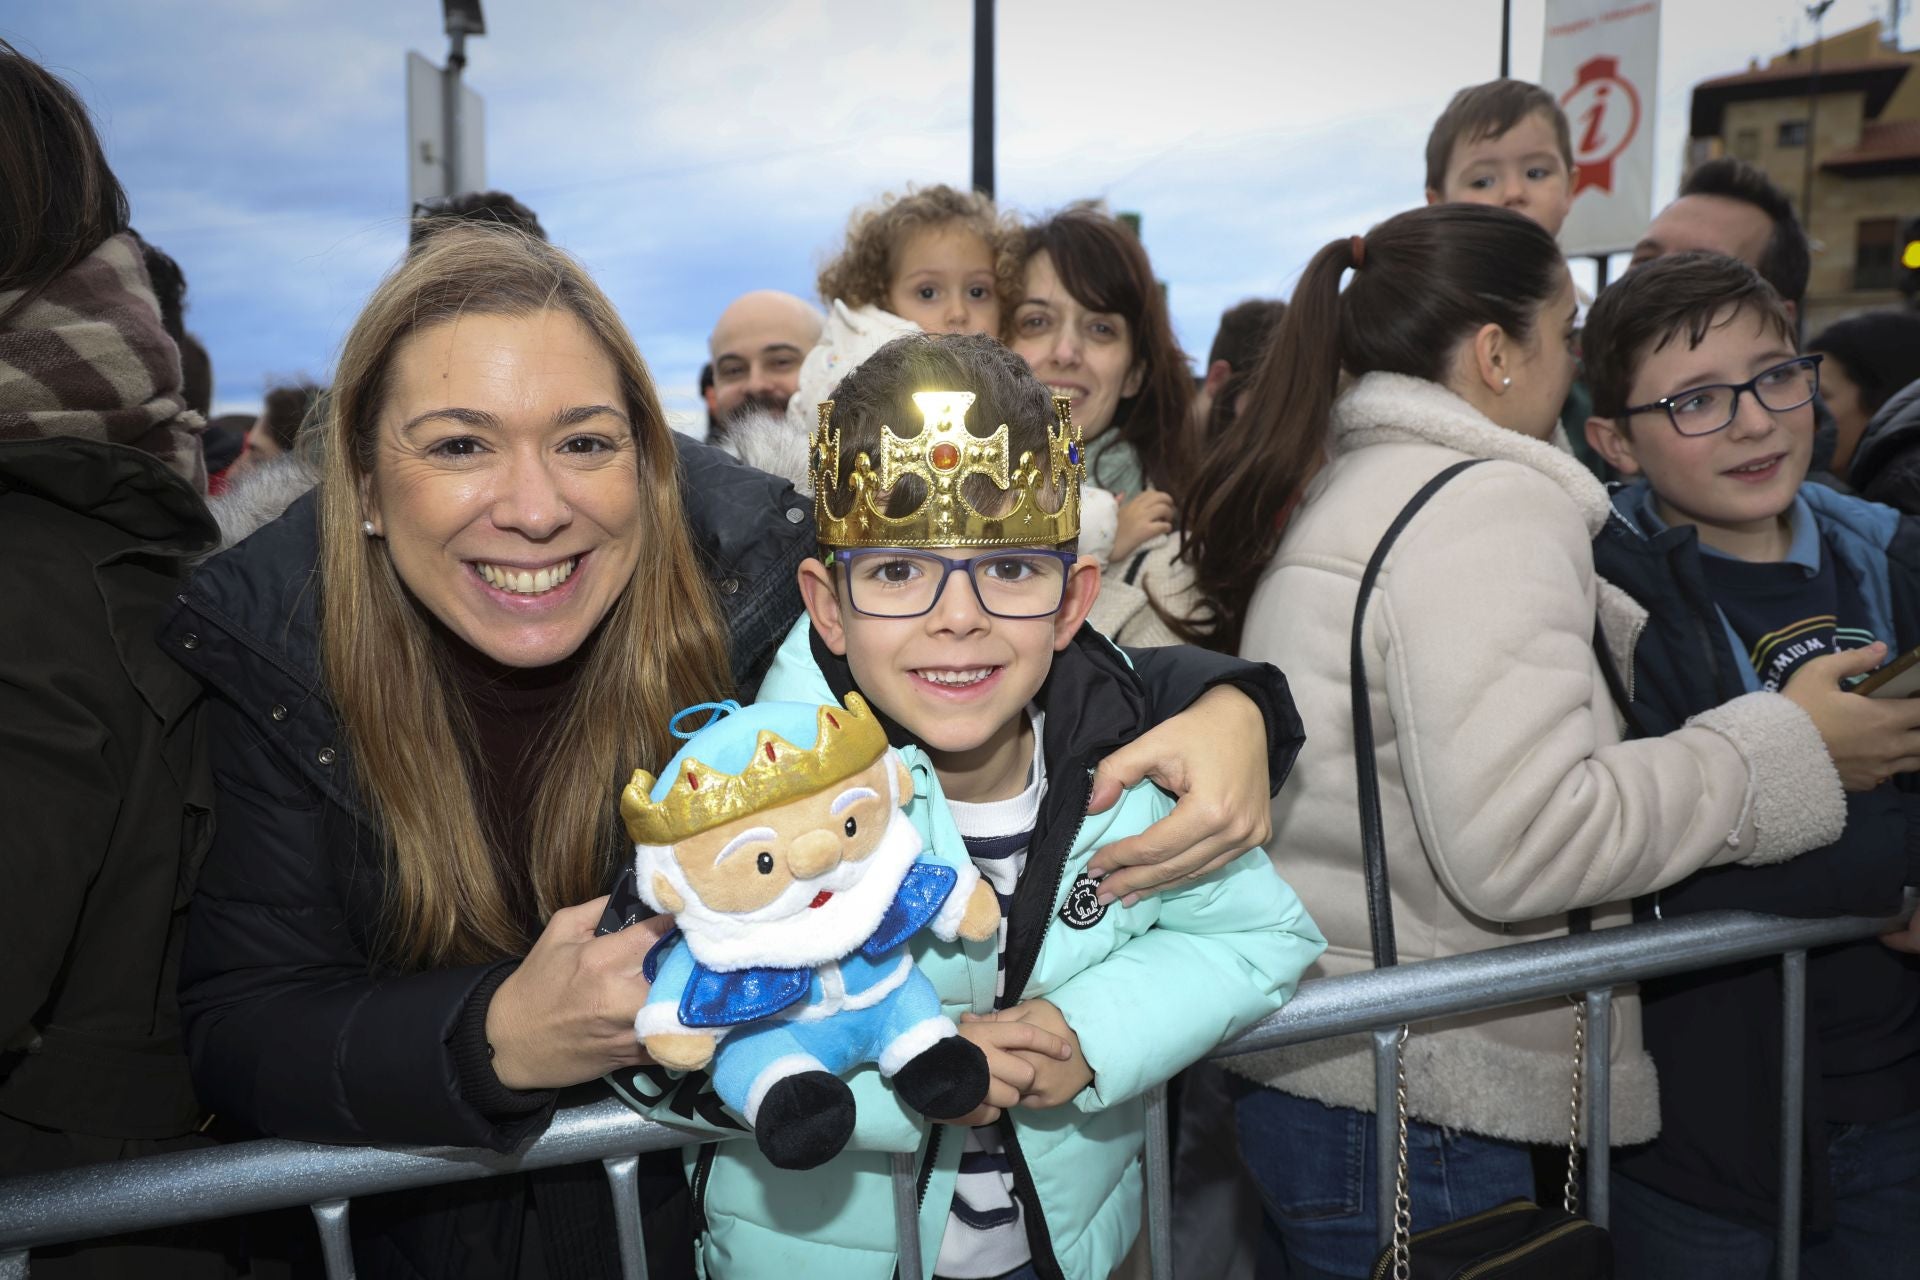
[[668, 700, 744, 740]]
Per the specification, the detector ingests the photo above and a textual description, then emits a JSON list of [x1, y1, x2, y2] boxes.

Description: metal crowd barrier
[[1, 903, 1910, 1280]]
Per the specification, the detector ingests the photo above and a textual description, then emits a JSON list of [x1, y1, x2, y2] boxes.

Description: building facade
[[1689, 20, 1920, 332]]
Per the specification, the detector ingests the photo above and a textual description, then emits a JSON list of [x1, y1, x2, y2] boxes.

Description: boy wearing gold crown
[[626, 332, 1323, 1280]]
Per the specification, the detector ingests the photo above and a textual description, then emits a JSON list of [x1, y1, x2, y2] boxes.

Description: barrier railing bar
[[1218, 907, 1905, 1062], [0, 906, 1906, 1264], [0, 1094, 689, 1254], [1142, 1083, 1172, 1280], [1371, 1027, 1398, 1252], [1581, 989, 1611, 1228], [601, 1155, 650, 1280], [1777, 949, 1808, 1280], [309, 1198, 353, 1280], [890, 1152, 922, 1280]]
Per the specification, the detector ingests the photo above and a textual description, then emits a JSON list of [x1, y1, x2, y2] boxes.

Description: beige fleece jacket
[[1225, 372, 1846, 1145]]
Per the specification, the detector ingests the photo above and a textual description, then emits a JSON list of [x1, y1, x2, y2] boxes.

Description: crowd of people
[[6, 33, 1920, 1280]]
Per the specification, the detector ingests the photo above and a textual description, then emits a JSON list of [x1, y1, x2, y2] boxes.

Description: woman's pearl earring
[[362, 520, 377, 537], [1501, 375, 1512, 390]]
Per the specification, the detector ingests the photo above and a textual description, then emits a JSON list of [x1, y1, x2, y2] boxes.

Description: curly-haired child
[[772, 187, 1151, 638]]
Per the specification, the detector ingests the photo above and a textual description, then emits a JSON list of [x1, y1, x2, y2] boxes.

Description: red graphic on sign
[[1559, 55, 1642, 197]]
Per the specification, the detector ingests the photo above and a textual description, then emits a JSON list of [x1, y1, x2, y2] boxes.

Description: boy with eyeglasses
[[654, 332, 1322, 1280], [1582, 251, 1920, 1277]]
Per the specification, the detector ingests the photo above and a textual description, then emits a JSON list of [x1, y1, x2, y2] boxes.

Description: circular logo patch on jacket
[[1058, 872, 1108, 930]]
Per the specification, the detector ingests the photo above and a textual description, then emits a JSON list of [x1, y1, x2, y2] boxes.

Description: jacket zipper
[[886, 1124, 944, 1280], [988, 767, 1095, 1280], [691, 1142, 716, 1237], [998, 766, 1095, 1010]]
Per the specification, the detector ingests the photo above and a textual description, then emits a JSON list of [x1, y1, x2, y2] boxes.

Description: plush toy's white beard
[[639, 805, 926, 973]]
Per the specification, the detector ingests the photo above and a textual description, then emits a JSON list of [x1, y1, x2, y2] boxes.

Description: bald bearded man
[[706, 290, 825, 438]]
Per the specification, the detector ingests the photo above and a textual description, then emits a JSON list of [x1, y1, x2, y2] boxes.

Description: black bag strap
[[1350, 459, 1486, 970]]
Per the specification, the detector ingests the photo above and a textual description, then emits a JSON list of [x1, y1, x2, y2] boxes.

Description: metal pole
[[601, 1155, 651, 1280], [971, 0, 994, 196], [1372, 1027, 1400, 1252], [1593, 253, 1612, 292], [891, 1151, 924, 1280], [1801, 2, 1835, 229], [1499, 0, 1512, 78], [310, 1199, 355, 1280], [1778, 950, 1809, 1279], [443, 31, 467, 197], [1582, 990, 1612, 1228], [1143, 1084, 1174, 1280]]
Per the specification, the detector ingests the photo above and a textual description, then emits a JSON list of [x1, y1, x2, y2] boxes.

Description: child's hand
[[950, 1013, 1075, 1126], [1112, 489, 1175, 562], [1883, 915, 1920, 955], [992, 999, 1093, 1109], [1784, 645, 1920, 790]]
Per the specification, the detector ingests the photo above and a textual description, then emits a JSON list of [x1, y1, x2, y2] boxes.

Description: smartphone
[[1853, 645, 1920, 699]]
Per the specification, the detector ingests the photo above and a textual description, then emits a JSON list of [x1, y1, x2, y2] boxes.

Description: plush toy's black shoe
[[891, 1034, 990, 1119], [755, 1070, 856, 1170]]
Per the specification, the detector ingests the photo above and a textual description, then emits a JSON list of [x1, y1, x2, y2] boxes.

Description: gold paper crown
[[620, 694, 890, 845], [810, 390, 1083, 549]]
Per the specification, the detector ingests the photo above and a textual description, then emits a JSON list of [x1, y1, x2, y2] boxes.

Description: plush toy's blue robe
[[638, 860, 960, 1122]]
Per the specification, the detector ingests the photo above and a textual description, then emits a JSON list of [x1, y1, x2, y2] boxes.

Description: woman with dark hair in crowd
[[1178, 202, 1900, 1279], [166, 218, 1291, 1276], [0, 39, 231, 1279], [1009, 202, 1203, 641], [1809, 309, 1920, 507]]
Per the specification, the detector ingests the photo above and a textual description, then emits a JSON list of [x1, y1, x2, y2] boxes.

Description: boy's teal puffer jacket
[[612, 618, 1324, 1280]]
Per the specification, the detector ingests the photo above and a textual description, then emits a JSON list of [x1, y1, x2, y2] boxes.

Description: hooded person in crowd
[[0, 39, 232, 1279]]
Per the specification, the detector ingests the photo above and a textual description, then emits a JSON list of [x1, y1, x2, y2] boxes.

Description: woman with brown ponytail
[[1180, 203, 1908, 1278]]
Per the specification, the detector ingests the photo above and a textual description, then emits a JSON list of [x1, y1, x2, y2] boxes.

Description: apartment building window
[[1733, 128, 1761, 161], [1856, 218, 1898, 290], [1779, 119, 1809, 146]]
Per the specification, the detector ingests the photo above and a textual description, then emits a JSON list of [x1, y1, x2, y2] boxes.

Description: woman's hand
[[1084, 683, 1271, 904], [1783, 645, 1920, 791], [1112, 489, 1176, 562], [484, 896, 671, 1091]]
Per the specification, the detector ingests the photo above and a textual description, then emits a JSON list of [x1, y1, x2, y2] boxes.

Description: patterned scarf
[[0, 232, 207, 491]]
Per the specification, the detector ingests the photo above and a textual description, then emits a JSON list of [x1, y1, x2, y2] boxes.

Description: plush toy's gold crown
[[620, 694, 889, 845], [810, 390, 1083, 549]]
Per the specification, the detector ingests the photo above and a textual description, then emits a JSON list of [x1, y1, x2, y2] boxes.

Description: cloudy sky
[[8, 0, 1912, 426]]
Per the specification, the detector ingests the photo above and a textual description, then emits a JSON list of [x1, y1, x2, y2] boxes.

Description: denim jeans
[[1610, 1105, 1920, 1280], [1230, 1080, 1535, 1280]]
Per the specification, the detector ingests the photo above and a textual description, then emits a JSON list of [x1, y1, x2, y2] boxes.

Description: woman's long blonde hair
[[317, 225, 733, 970]]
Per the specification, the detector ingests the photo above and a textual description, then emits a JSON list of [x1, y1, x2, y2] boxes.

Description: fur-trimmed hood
[[1331, 371, 1613, 536]]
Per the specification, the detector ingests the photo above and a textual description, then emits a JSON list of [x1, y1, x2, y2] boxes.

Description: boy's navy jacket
[[1592, 480, 1920, 1230]]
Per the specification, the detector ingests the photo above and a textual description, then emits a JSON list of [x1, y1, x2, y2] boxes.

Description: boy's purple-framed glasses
[[1622, 354, 1824, 437], [831, 547, 1076, 619]]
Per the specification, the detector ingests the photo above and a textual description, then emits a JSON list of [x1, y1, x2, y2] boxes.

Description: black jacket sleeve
[[673, 437, 812, 692], [1652, 787, 1916, 920], [178, 696, 554, 1152], [1121, 645, 1305, 796]]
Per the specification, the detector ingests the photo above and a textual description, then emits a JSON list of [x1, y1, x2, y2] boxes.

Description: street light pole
[[1500, 0, 1512, 77], [972, 0, 995, 197], [1801, 0, 1835, 227], [441, 0, 485, 198]]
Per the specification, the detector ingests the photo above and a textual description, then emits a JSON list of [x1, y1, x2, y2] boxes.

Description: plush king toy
[[620, 693, 1001, 1171]]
